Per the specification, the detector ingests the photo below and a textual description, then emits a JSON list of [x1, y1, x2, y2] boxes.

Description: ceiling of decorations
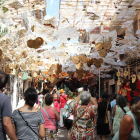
[[0, 0, 140, 80]]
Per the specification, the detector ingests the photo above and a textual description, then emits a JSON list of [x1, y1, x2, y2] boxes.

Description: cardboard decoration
[[18, 72, 24, 79], [39, 75, 44, 81], [117, 70, 121, 77], [132, 74, 136, 83], [75, 62, 84, 70], [95, 42, 103, 51], [79, 55, 88, 63], [117, 80, 121, 86], [72, 56, 80, 64], [103, 41, 112, 50], [27, 76, 32, 82], [6, 65, 11, 74], [124, 71, 128, 77], [99, 49, 107, 57]]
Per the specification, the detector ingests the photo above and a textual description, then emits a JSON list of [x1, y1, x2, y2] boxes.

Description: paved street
[[57, 128, 112, 140]]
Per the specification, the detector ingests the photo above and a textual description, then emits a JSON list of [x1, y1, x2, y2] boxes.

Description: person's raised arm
[[3, 117, 18, 140], [119, 115, 133, 140], [74, 92, 81, 103], [90, 97, 98, 106]]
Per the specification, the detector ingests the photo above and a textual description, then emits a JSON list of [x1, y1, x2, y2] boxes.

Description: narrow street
[[58, 129, 112, 140]]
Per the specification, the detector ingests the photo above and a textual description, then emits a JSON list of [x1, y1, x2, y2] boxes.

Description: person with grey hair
[[69, 91, 97, 140]]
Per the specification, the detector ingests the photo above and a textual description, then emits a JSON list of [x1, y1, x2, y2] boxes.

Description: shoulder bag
[[18, 110, 39, 138], [119, 106, 126, 114], [42, 107, 56, 126], [62, 101, 73, 119], [104, 102, 109, 124], [60, 95, 67, 101]]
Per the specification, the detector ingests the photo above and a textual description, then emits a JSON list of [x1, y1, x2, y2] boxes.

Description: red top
[[134, 75, 140, 96], [60, 95, 67, 108], [54, 99, 60, 113], [119, 85, 131, 102]]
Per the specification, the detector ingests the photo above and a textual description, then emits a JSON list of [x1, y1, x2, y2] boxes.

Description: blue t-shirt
[[111, 99, 116, 119], [0, 92, 12, 140]]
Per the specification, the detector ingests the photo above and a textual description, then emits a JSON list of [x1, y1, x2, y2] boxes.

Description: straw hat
[[98, 58, 103, 64], [18, 72, 24, 79], [117, 80, 121, 86], [99, 49, 107, 57], [117, 71, 121, 77], [48, 69, 53, 75], [132, 74, 136, 83], [50, 64, 57, 70], [39, 75, 44, 81], [57, 64, 62, 70], [103, 41, 112, 50], [75, 62, 84, 70], [95, 42, 103, 51], [27, 39, 35, 48], [86, 58, 94, 67], [35, 37, 44, 47], [9, 63, 16, 69], [48, 76, 57, 84], [55, 69, 62, 76], [72, 56, 80, 64], [15, 64, 20, 71], [95, 63, 101, 69], [124, 71, 128, 77], [0, 49, 2, 57], [6, 65, 11, 74], [27, 76, 32, 82], [21, 51, 27, 58], [32, 72, 38, 78], [20, 63, 28, 71], [29, 64, 36, 71]]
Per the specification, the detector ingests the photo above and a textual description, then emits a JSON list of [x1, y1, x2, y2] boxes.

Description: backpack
[[62, 101, 74, 119]]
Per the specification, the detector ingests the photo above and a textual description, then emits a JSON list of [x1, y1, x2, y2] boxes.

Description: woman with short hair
[[70, 91, 97, 140], [12, 87, 45, 140], [113, 95, 130, 134], [113, 100, 140, 140], [41, 94, 60, 140]]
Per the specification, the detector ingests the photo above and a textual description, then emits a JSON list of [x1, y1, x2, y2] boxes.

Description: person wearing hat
[[69, 91, 97, 140], [60, 89, 67, 128]]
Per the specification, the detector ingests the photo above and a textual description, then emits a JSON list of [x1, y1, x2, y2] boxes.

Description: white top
[[38, 95, 43, 102], [66, 100, 74, 120]]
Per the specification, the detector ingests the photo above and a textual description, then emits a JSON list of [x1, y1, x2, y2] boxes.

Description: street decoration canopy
[[0, 0, 140, 83]]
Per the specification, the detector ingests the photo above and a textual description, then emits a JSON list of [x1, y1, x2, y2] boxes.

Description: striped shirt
[[11, 110, 45, 140]]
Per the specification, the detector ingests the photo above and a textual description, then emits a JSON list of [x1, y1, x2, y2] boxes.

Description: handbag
[[42, 107, 56, 126], [104, 102, 109, 124], [120, 106, 126, 114], [62, 101, 73, 119], [60, 95, 67, 101], [18, 110, 39, 139]]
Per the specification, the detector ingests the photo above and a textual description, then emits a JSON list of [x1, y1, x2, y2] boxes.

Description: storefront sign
[[109, 79, 115, 86]]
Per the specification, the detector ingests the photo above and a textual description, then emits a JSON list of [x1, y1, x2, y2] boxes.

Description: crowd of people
[[0, 71, 140, 140]]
